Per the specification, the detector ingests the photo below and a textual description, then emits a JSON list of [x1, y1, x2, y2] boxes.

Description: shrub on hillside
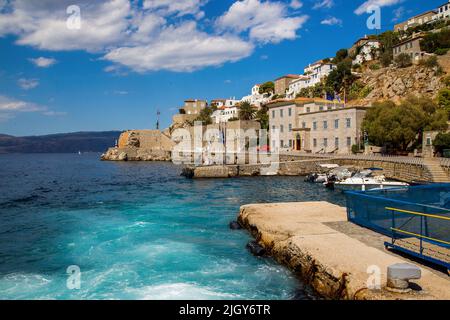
[[438, 88, 450, 118], [419, 55, 439, 69], [348, 82, 372, 100], [435, 48, 449, 56], [395, 53, 412, 68], [380, 52, 393, 67], [421, 29, 450, 54], [441, 75, 450, 87]]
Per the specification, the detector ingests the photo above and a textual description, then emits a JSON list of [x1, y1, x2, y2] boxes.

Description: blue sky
[[0, 0, 445, 136]]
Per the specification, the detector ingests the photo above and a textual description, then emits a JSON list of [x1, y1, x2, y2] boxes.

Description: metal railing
[[439, 157, 450, 170], [385, 207, 450, 271]]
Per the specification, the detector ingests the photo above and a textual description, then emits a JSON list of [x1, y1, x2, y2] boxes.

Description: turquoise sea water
[[0, 154, 345, 300]]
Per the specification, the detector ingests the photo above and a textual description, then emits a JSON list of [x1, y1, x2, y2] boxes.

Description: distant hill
[[0, 131, 122, 154]]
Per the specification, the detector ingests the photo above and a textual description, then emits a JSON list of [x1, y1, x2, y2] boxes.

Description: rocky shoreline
[[101, 146, 171, 161]]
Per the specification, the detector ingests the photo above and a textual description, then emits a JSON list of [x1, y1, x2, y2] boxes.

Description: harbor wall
[[190, 158, 434, 183]]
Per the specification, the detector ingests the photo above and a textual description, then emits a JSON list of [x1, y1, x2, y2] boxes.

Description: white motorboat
[[330, 170, 409, 191]]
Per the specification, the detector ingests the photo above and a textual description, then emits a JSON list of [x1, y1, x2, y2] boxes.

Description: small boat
[[304, 173, 327, 183], [78, 151, 82, 155], [305, 164, 352, 185], [330, 170, 409, 191]]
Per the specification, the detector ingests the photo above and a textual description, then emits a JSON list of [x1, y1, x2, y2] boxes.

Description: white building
[[212, 106, 239, 124], [285, 61, 335, 99], [352, 40, 381, 65], [241, 84, 272, 108], [286, 76, 311, 99], [303, 61, 336, 87], [434, 1, 450, 20], [211, 99, 226, 108], [225, 98, 240, 108]]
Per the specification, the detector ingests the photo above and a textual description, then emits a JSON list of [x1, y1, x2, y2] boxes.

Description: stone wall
[[190, 157, 433, 182]]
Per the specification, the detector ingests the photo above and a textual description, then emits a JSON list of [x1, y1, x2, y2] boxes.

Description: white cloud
[[250, 15, 308, 44], [29, 57, 57, 68], [392, 6, 405, 22], [216, 0, 308, 44], [0, 95, 46, 121], [0, 0, 308, 73], [354, 0, 403, 15], [0, 0, 131, 52], [42, 111, 67, 116], [143, 0, 207, 18], [0, 95, 42, 112], [104, 21, 254, 72], [321, 17, 342, 26], [313, 0, 334, 9], [113, 90, 129, 95], [18, 78, 39, 90], [290, 0, 303, 9], [0, 95, 64, 121]]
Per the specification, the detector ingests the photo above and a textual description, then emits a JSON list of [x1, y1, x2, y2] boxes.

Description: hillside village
[[104, 1, 450, 161]]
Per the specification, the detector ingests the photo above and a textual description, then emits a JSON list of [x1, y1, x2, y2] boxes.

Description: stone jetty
[[238, 202, 450, 300]]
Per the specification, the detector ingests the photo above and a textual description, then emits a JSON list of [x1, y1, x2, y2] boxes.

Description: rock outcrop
[[101, 130, 174, 161], [359, 64, 445, 105]]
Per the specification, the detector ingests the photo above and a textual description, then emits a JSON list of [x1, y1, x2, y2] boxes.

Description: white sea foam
[[128, 283, 241, 300], [0, 273, 53, 299]]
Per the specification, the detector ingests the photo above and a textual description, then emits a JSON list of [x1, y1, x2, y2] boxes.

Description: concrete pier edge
[[237, 201, 450, 300]]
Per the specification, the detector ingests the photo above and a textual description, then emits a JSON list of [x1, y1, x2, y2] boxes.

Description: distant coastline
[[0, 131, 121, 154]]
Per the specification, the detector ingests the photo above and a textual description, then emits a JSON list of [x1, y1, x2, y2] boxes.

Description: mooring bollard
[[387, 263, 421, 293]]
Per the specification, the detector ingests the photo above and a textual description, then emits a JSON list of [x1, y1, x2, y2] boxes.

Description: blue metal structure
[[345, 184, 450, 271]]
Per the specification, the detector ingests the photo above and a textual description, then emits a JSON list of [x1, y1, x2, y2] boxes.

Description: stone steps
[[424, 159, 450, 183]]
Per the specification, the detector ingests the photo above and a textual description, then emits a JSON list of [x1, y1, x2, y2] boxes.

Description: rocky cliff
[[359, 65, 443, 104], [101, 130, 174, 161], [348, 54, 450, 106]]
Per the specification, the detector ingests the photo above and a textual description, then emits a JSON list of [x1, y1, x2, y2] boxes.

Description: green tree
[[334, 49, 348, 64], [351, 144, 360, 154], [195, 106, 214, 125], [395, 53, 412, 68], [238, 101, 256, 121], [258, 82, 275, 95], [326, 59, 356, 96], [256, 105, 269, 130], [421, 29, 450, 54], [433, 132, 450, 154], [377, 30, 399, 67], [362, 96, 448, 152]]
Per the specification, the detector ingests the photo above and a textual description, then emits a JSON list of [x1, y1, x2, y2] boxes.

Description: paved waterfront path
[[238, 202, 450, 300]]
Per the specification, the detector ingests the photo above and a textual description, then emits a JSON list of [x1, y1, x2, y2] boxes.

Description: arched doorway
[[295, 133, 301, 151]]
